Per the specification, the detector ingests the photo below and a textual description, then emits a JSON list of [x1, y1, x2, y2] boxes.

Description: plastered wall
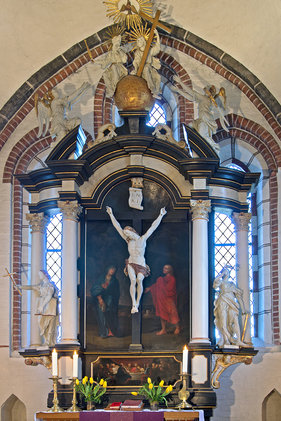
[[1, 0, 280, 109]]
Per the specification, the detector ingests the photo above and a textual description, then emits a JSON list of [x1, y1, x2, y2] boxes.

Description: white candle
[[182, 345, 188, 374], [52, 349, 58, 376], [73, 350, 78, 378]]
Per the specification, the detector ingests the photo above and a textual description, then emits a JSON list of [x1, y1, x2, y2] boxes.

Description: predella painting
[[91, 356, 181, 387], [84, 180, 190, 352]]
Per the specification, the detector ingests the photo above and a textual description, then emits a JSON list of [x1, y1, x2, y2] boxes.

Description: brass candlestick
[[178, 373, 192, 409], [48, 376, 64, 413], [67, 377, 81, 412]]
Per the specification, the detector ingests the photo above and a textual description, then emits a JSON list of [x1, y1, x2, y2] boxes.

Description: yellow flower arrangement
[[75, 377, 107, 403], [131, 378, 173, 406]]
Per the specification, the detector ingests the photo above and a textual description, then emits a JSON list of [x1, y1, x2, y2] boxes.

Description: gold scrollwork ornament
[[211, 354, 253, 389]]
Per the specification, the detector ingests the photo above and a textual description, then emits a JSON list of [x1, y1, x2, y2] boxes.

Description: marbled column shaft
[[190, 200, 211, 344], [26, 213, 48, 348], [58, 201, 82, 345]]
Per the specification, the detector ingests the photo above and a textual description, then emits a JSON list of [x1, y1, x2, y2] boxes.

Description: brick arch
[[160, 34, 281, 140], [9, 126, 94, 349], [11, 136, 54, 349], [3, 128, 94, 183], [212, 115, 280, 344], [213, 114, 281, 170], [159, 52, 194, 131], [0, 27, 280, 153], [3, 129, 52, 183], [93, 79, 114, 138], [0, 43, 108, 151]]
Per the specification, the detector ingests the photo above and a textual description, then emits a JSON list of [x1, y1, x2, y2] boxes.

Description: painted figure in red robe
[[146, 264, 180, 335]]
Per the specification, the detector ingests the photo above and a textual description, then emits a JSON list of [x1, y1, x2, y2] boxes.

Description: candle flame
[[183, 345, 188, 351]]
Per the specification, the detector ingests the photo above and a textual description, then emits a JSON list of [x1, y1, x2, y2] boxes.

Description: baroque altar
[[16, 2, 259, 420]]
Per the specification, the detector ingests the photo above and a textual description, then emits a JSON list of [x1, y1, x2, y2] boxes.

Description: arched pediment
[[16, 115, 259, 214]]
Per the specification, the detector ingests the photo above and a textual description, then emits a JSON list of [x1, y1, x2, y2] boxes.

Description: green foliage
[[131, 378, 173, 406], [75, 377, 107, 403]]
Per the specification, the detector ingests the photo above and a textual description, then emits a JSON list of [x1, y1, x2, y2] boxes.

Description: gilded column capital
[[232, 212, 251, 231], [58, 200, 83, 222], [190, 200, 211, 221], [26, 213, 48, 233]]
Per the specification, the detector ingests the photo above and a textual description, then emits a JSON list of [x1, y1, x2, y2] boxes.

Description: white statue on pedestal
[[22, 270, 59, 347], [172, 75, 230, 154], [35, 81, 90, 142], [106, 206, 166, 313], [131, 29, 161, 98], [101, 34, 128, 97], [213, 266, 248, 347]]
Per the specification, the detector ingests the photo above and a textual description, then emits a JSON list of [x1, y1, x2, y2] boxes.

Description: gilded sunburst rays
[[103, 0, 153, 28], [105, 24, 127, 49], [127, 22, 156, 50]]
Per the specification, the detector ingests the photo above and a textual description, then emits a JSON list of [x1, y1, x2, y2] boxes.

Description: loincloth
[[124, 259, 150, 278]]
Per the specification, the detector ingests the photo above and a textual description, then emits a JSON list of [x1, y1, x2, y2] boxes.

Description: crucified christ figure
[[106, 206, 167, 314]]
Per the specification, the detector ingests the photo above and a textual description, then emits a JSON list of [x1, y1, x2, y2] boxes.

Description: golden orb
[[114, 75, 155, 111]]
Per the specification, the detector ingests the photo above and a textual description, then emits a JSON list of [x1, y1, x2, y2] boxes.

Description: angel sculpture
[[131, 28, 161, 98], [21, 270, 59, 347], [101, 34, 128, 97], [172, 76, 230, 154], [213, 266, 249, 347], [35, 81, 90, 142]]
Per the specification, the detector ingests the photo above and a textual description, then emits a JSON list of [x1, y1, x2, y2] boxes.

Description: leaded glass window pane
[[214, 212, 236, 282], [46, 213, 62, 341], [147, 103, 166, 127], [46, 213, 62, 299]]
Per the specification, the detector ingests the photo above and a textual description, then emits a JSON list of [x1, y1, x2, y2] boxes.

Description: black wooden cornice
[[16, 168, 60, 192], [16, 118, 260, 196], [179, 158, 219, 182], [45, 126, 84, 161], [47, 159, 92, 186]]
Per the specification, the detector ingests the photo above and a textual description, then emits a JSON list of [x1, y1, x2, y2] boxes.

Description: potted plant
[[131, 377, 173, 410], [75, 377, 107, 410]]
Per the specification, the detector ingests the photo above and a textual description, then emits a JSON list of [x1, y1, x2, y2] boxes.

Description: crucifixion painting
[[106, 206, 167, 313]]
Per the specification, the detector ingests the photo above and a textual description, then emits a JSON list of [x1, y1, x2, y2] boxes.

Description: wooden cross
[[4, 267, 22, 296], [136, 9, 171, 77]]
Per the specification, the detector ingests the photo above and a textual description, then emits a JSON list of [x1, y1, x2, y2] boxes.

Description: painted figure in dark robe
[[91, 266, 120, 338]]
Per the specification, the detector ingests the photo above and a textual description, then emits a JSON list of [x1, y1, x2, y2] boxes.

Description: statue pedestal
[[222, 344, 239, 349], [129, 311, 143, 352], [118, 110, 151, 135]]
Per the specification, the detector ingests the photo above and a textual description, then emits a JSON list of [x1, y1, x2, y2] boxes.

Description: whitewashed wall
[[0, 0, 280, 109]]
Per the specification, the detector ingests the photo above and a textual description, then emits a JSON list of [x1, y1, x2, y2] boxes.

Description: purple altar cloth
[[80, 411, 164, 421], [134, 413, 163, 421]]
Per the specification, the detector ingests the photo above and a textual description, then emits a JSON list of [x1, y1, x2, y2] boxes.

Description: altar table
[[36, 410, 203, 421]]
